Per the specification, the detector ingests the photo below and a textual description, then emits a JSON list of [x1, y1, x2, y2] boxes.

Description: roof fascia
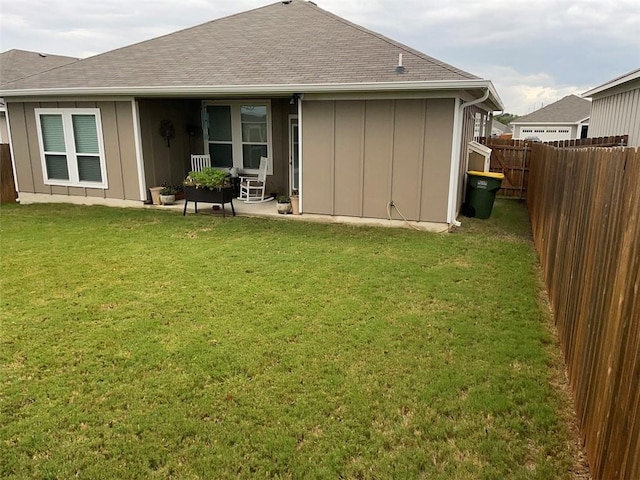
[[510, 120, 587, 125], [5, 95, 135, 104], [582, 69, 640, 97], [0, 80, 504, 109]]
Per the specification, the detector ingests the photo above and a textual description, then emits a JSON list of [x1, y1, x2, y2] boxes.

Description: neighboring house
[[0, 0, 503, 231], [510, 95, 591, 141], [474, 118, 511, 138], [583, 67, 640, 147], [491, 120, 511, 137], [0, 50, 79, 143]]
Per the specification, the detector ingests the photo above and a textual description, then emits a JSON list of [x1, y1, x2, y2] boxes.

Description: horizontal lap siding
[[302, 98, 454, 222], [7, 100, 140, 200]]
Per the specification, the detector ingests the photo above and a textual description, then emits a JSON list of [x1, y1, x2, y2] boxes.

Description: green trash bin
[[463, 170, 504, 219]]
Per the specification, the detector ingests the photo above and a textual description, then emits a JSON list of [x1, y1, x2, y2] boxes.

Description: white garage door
[[520, 127, 573, 142]]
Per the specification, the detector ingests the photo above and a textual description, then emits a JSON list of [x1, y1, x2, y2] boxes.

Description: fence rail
[[527, 143, 640, 480]]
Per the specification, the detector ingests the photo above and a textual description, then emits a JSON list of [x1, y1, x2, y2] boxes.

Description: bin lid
[[467, 170, 505, 179]]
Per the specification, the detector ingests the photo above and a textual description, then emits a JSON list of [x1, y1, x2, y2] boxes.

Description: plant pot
[[160, 194, 175, 205], [149, 186, 163, 205], [277, 202, 292, 214], [290, 195, 299, 215]]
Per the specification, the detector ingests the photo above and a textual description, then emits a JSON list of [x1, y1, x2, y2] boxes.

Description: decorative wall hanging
[[159, 120, 175, 147]]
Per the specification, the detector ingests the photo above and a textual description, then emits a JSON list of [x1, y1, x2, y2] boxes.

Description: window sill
[[44, 181, 108, 189]]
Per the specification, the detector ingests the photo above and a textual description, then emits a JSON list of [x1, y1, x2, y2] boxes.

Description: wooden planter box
[[183, 186, 235, 217]]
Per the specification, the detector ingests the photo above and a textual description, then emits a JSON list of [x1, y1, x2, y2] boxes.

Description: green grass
[[1, 200, 579, 479]]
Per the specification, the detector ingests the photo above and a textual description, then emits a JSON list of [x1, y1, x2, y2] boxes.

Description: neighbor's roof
[[511, 95, 591, 124], [0, 0, 502, 110], [0, 49, 79, 85], [582, 67, 640, 98]]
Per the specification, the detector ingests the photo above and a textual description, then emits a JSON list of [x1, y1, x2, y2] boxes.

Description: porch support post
[[297, 94, 303, 213], [131, 100, 147, 201]]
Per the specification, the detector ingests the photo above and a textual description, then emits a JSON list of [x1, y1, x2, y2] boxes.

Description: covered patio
[[137, 97, 298, 203]]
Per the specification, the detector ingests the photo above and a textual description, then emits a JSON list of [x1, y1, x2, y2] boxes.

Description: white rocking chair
[[190, 154, 211, 172], [239, 157, 272, 203]]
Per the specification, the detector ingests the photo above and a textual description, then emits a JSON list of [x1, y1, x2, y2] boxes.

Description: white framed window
[[35, 108, 108, 188], [202, 101, 272, 174]]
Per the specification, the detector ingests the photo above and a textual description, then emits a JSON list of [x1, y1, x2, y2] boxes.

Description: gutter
[[446, 87, 491, 227], [0, 80, 503, 108]]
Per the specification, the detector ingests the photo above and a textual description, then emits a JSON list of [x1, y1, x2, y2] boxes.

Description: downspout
[[297, 94, 303, 213], [447, 87, 490, 227]]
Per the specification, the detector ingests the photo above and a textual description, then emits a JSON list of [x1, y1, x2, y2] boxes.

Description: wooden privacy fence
[[481, 138, 530, 199], [527, 143, 639, 480], [0, 144, 18, 203], [478, 135, 629, 199]]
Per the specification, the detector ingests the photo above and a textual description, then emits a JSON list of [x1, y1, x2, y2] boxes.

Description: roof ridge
[[300, 1, 477, 79]]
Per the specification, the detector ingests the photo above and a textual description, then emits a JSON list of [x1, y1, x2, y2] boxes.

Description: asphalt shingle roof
[[512, 95, 591, 124], [0, 49, 78, 86], [1, 0, 478, 92]]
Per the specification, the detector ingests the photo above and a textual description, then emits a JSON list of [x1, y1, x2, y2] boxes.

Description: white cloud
[[477, 66, 592, 115]]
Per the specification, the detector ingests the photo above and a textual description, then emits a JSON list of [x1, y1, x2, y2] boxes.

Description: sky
[[1, 0, 639, 115]]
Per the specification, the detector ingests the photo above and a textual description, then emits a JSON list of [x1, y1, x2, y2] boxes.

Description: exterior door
[[289, 115, 299, 193]]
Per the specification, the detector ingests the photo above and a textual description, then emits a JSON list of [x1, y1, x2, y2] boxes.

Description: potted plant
[[182, 167, 235, 216], [276, 194, 292, 214], [159, 185, 178, 205]]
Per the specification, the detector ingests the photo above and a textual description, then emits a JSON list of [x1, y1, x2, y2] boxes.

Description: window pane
[[77, 156, 102, 182], [240, 105, 266, 122], [40, 115, 66, 152], [209, 144, 233, 168], [208, 106, 232, 142], [243, 144, 267, 169], [45, 154, 69, 180], [241, 106, 267, 142], [72, 115, 99, 154], [242, 124, 267, 143]]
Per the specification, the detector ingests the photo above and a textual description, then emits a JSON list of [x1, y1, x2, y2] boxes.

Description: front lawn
[[1, 201, 581, 479]]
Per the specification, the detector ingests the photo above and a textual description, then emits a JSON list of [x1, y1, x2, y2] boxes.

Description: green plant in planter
[[276, 194, 292, 214], [183, 167, 231, 190], [160, 185, 178, 195]]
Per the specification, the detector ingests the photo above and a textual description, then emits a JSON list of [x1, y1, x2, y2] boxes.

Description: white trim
[[297, 96, 303, 214], [288, 114, 299, 194], [0, 79, 504, 110], [583, 68, 640, 97], [34, 108, 108, 189], [5, 96, 135, 103], [5, 104, 19, 197], [131, 100, 147, 201], [202, 100, 273, 175], [447, 97, 462, 225], [510, 120, 588, 126]]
